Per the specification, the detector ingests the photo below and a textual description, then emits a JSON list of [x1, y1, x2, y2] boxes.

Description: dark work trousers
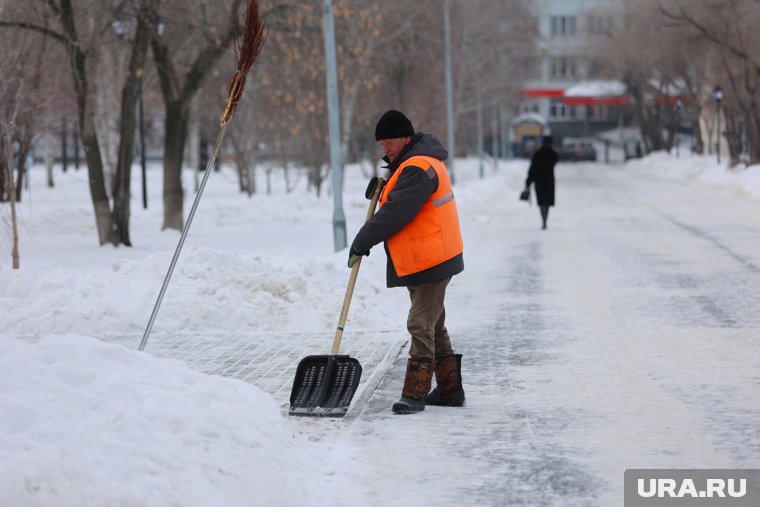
[[406, 276, 454, 362]]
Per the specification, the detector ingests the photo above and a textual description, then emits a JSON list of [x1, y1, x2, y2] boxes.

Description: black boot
[[424, 354, 465, 407], [392, 359, 433, 414]]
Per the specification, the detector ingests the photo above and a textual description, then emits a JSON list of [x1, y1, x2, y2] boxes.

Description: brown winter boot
[[424, 354, 465, 407], [392, 359, 433, 415]]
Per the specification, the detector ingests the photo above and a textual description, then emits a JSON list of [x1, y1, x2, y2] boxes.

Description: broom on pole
[[139, 0, 267, 351]]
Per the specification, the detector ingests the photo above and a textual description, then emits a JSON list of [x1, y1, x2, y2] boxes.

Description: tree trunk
[[59, 0, 117, 245], [45, 132, 55, 188], [151, 0, 244, 231], [82, 115, 117, 245], [2, 130, 19, 268], [747, 110, 760, 164], [162, 100, 188, 230], [14, 140, 29, 202], [630, 87, 666, 153], [309, 164, 325, 197], [0, 146, 6, 202], [112, 0, 158, 246]]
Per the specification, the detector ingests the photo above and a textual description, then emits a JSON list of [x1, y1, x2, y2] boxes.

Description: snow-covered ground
[[1, 150, 758, 506]]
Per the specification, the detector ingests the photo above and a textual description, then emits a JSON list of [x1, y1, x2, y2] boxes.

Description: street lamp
[[713, 86, 723, 164], [675, 98, 683, 158]]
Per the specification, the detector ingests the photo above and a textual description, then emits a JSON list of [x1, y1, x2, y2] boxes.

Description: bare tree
[[111, 0, 161, 245], [659, 0, 760, 164], [1, 0, 115, 243], [592, 0, 701, 153], [227, 84, 258, 195], [0, 0, 162, 245], [150, 0, 272, 229], [0, 123, 19, 268], [0, 42, 25, 268], [596, 0, 759, 162]]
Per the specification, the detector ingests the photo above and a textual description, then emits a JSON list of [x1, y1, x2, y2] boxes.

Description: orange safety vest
[[379, 155, 463, 277]]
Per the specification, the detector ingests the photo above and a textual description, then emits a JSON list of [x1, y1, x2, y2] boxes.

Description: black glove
[[348, 245, 369, 268], [365, 176, 379, 200]]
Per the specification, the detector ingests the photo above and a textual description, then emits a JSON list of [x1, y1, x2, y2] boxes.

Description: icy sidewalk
[[310, 163, 760, 507]]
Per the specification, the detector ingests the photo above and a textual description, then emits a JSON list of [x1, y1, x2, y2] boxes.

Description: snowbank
[[0, 334, 350, 507], [626, 151, 760, 201]]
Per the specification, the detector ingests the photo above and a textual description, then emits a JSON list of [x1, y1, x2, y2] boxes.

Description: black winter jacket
[[526, 146, 557, 206], [352, 133, 464, 287]]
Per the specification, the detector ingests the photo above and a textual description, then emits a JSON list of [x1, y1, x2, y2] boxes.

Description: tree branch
[[0, 21, 66, 44], [658, 0, 750, 61], [44, 0, 61, 17], [179, 0, 244, 103]]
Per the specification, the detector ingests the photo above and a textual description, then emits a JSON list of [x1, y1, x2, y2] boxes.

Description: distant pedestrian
[[524, 135, 558, 230], [348, 110, 465, 414]]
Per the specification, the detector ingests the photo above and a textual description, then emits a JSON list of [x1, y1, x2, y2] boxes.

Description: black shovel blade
[[289, 355, 362, 417]]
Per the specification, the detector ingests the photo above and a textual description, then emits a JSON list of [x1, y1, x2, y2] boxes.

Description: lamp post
[[323, 0, 346, 251], [675, 98, 683, 158], [713, 86, 723, 164]]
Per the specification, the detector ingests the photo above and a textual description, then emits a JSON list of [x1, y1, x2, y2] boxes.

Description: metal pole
[[323, 0, 346, 251], [139, 122, 229, 351], [716, 101, 721, 165], [444, 0, 456, 183]]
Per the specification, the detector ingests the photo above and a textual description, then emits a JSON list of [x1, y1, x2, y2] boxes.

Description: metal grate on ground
[[132, 330, 405, 409]]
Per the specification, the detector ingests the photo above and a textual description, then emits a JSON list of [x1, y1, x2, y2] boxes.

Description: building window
[[550, 16, 577, 37], [549, 99, 576, 120], [550, 57, 576, 78], [587, 104, 617, 121], [521, 101, 540, 114]]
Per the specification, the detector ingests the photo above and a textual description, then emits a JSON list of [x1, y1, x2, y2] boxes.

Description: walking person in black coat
[[525, 136, 558, 229]]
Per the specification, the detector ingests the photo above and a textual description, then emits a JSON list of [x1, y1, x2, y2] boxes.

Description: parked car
[[558, 141, 597, 162]]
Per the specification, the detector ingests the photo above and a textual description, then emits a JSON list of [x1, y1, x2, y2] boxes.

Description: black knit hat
[[375, 110, 414, 141]]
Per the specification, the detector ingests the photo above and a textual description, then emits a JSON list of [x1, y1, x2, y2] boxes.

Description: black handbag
[[519, 188, 530, 201]]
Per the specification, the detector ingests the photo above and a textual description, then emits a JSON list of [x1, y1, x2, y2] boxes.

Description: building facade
[[518, 0, 624, 142]]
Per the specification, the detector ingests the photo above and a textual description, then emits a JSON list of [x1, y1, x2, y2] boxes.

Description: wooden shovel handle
[[331, 177, 385, 355]]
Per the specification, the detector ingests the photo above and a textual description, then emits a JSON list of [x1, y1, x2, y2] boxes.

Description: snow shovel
[[289, 177, 385, 417]]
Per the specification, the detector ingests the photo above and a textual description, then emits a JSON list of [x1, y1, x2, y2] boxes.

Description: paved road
[[334, 162, 760, 506]]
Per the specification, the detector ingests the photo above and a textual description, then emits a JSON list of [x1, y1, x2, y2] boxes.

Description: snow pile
[[2, 245, 398, 337], [627, 151, 760, 200], [0, 334, 352, 507]]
